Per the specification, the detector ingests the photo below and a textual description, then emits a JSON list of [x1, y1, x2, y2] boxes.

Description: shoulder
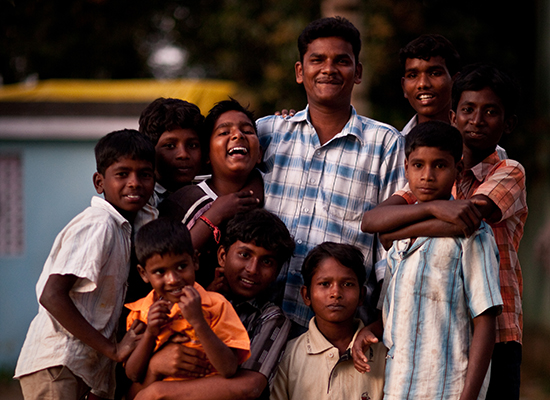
[[353, 113, 403, 140], [158, 184, 211, 221], [256, 109, 308, 141]]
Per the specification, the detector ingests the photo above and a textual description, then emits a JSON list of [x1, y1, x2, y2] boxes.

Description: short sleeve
[[462, 224, 503, 318], [240, 305, 291, 383], [471, 160, 526, 223]]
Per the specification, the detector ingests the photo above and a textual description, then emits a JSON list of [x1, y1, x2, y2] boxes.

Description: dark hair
[[405, 121, 463, 163], [298, 16, 361, 63], [399, 34, 461, 77], [202, 98, 256, 154], [139, 97, 204, 145], [222, 209, 295, 269], [135, 218, 195, 266], [301, 242, 366, 288], [451, 63, 520, 117], [95, 129, 155, 175]]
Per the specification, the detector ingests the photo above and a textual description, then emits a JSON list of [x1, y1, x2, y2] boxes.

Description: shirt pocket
[[322, 173, 371, 222]]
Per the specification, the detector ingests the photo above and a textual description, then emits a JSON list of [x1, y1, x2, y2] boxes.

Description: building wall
[[0, 140, 97, 367]]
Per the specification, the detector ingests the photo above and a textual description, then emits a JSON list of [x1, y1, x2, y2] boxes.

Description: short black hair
[[95, 129, 155, 175], [399, 34, 461, 76], [405, 121, 463, 163], [139, 97, 204, 146], [301, 242, 366, 288], [222, 209, 295, 269], [451, 63, 520, 117], [202, 98, 256, 154], [135, 218, 195, 266], [298, 16, 361, 63]]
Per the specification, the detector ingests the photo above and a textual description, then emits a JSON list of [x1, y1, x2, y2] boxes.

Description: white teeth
[[228, 147, 248, 155], [241, 278, 255, 285], [126, 195, 140, 200], [418, 94, 433, 100]]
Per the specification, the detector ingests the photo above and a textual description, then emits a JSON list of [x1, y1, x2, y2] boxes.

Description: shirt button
[[303, 207, 309, 213], [329, 353, 334, 358], [309, 178, 316, 184], [296, 239, 303, 244]]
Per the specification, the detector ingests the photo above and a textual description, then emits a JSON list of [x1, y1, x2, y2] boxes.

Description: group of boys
[[14, 14, 526, 400]]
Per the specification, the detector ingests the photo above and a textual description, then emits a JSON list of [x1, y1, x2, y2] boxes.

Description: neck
[[315, 318, 357, 356], [308, 102, 352, 145], [462, 146, 495, 170], [417, 108, 451, 125], [209, 174, 248, 196]]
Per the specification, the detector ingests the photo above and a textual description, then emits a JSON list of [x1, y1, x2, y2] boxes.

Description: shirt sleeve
[[462, 224, 503, 318], [240, 305, 291, 384], [471, 160, 526, 223], [207, 293, 251, 364]]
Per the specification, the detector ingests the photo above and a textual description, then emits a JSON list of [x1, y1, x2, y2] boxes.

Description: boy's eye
[[405, 72, 417, 79], [162, 143, 176, 149], [461, 106, 473, 114], [176, 264, 187, 271], [238, 251, 250, 259], [153, 269, 164, 276], [116, 172, 128, 177], [262, 258, 274, 266], [430, 70, 442, 77], [412, 163, 423, 169], [188, 142, 200, 149], [343, 281, 355, 287]]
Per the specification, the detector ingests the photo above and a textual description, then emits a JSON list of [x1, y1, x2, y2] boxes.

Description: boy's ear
[[503, 114, 518, 135], [137, 264, 149, 283], [295, 61, 304, 85], [449, 109, 457, 127], [358, 285, 366, 307], [404, 158, 409, 180], [401, 76, 407, 99], [354, 62, 363, 85], [301, 285, 311, 306], [93, 172, 104, 194], [193, 250, 200, 271], [455, 159, 465, 180], [217, 246, 227, 267]]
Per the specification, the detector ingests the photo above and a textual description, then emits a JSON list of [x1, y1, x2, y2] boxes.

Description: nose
[[175, 143, 190, 160], [330, 284, 343, 299], [418, 73, 431, 89], [422, 166, 435, 181], [166, 270, 180, 285], [127, 172, 140, 188], [244, 258, 259, 275], [470, 109, 484, 126], [321, 59, 337, 75], [231, 128, 245, 140]]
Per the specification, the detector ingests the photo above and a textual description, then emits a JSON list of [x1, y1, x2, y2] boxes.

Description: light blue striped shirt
[[257, 106, 406, 327], [382, 221, 503, 400]]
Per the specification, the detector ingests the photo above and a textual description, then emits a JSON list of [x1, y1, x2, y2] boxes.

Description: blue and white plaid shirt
[[257, 106, 406, 327]]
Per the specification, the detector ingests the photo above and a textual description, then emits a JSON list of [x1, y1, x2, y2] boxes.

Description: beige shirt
[[271, 317, 386, 400], [15, 197, 157, 399]]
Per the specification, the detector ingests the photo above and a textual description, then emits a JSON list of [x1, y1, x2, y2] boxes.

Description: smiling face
[[450, 87, 515, 158], [138, 252, 198, 304], [301, 257, 363, 327], [93, 157, 155, 222], [208, 110, 261, 180], [401, 56, 453, 123], [295, 37, 362, 109], [405, 146, 462, 203], [218, 240, 279, 301], [155, 128, 202, 192]]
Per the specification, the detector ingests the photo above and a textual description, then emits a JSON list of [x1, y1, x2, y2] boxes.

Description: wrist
[[199, 215, 221, 244]]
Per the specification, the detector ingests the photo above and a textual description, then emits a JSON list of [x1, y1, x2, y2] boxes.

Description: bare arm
[[40, 274, 142, 363], [179, 286, 239, 378], [126, 299, 172, 382], [352, 318, 383, 373], [190, 191, 260, 251], [459, 309, 497, 400], [134, 370, 267, 400], [363, 195, 484, 238]]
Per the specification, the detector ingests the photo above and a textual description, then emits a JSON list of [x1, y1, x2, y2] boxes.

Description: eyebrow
[[214, 121, 255, 130]]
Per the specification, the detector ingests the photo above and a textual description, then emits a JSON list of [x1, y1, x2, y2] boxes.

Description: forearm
[[135, 370, 266, 400], [126, 331, 158, 382], [380, 219, 463, 245], [459, 312, 496, 400], [40, 275, 118, 361], [362, 196, 430, 233], [193, 321, 238, 378], [190, 217, 217, 251]]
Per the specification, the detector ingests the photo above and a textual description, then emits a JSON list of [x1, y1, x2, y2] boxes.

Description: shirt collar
[[305, 317, 364, 355], [469, 151, 500, 182], [289, 105, 364, 146]]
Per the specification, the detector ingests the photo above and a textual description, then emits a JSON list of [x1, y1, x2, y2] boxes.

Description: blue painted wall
[[0, 140, 98, 367]]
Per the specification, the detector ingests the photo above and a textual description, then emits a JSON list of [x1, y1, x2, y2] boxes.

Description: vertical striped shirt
[[382, 221, 503, 399]]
